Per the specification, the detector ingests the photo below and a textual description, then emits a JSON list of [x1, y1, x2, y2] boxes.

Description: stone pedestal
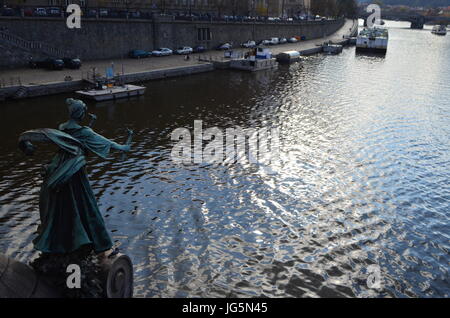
[[99, 254, 133, 298], [0, 251, 133, 298], [0, 253, 60, 298]]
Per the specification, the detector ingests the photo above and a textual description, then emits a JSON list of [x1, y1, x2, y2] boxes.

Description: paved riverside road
[[0, 19, 357, 87]]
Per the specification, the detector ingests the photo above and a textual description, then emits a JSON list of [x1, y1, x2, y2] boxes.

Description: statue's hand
[[18, 140, 36, 156], [40, 164, 49, 178], [120, 128, 133, 159], [121, 144, 131, 152], [87, 113, 97, 128]]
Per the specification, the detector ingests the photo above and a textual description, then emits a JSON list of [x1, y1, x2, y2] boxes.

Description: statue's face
[[81, 102, 87, 120]]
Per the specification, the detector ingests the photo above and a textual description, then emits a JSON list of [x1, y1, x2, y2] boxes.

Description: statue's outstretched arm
[[87, 113, 97, 128], [18, 129, 82, 156]]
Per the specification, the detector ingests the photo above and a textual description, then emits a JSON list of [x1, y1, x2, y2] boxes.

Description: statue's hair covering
[[66, 98, 87, 120]]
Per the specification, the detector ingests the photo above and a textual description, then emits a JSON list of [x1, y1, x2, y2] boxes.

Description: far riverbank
[[0, 19, 357, 101]]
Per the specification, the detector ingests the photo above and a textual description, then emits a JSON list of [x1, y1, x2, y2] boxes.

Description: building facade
[[2, 0, 311, 16]]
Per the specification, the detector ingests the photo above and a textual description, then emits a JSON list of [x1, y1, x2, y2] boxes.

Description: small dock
[[229, 58, 279, 72], [76, 84, 146, 102]]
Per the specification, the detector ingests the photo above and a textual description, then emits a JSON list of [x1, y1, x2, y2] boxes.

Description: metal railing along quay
[[0, 30, 68, 57]]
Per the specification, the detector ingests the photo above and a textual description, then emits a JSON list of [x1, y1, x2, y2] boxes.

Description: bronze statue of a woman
[[19, 98, 132, 257]]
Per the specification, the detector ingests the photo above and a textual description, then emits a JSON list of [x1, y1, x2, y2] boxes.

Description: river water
[[0, 21, 449, 297]]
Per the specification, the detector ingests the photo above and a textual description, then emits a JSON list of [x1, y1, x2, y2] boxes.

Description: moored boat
[[76, 84, 146, 102], [276, 51, 301, 64], [323, 43, 343, 54], [356, 27, 389, 54], [229, 47, 278, 72], [431, 25, 447, 36]]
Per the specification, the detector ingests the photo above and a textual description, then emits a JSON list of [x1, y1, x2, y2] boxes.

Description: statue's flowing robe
[[31, 125, 114, 254]]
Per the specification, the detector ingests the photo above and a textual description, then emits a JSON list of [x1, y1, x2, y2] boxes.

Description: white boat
[[356, 27, 389, 53], [76, 84, 146, 101], [230, 47, 278, 72], [432, 25, 447, 36], [323, 43, 343, 54], [276, 51, 301, 64], [348, 37, 357, 45]]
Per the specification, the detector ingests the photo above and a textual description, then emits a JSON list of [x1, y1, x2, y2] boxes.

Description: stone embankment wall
[[0, 17, 345, 68]]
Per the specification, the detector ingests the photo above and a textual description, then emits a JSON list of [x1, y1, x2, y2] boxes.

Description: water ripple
[[0, 21, 449, 297]]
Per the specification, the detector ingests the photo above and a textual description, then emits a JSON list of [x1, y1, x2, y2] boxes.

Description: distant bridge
[[359, 10, 450, 29]]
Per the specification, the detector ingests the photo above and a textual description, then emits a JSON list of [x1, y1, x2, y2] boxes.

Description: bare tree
[[337, 0, 358, 18], [310, 0, 327, 16], [217, 0, 226, 17]]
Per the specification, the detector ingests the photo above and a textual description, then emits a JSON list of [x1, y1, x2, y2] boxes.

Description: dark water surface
[[0, 21, 449, 297]]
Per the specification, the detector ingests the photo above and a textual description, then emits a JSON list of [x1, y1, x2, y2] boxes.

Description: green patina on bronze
[[18, 98, 132, 254]]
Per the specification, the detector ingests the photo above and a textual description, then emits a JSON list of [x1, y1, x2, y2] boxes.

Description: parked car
[[152, 48, 173, 56], [23, 8, 33, 16], [118, 11, 128, 19], [29, 58, 64, 70], [269, 38, 279, 45], [128, 50, 151, 59], [193, 45, 207, 53], [279, 38, 288, 44], [130, 11, 141, 19], [34, 8, 47, 16], [62, 58, 82, 69], [288, 37, 298, 43], [241, 40, 256, 48], [87, 9, 97, 18], [99, 9, 108, 17], [259, 39, 271, 46], [1, 7, 15, 16], [175, 46, 193, 55], [217, 43, 232, 50], [47, 7, 61, 17]]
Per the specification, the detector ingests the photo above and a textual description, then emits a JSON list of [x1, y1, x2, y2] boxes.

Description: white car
[[175, 46, 193, 55], [260, 39, 271, 46], [288, 37, 298, 43], [269, 38, 279, 45], [152, 48, 173, 56], [217, 43, 232, 50], [242, 40, 256, 48], [35, 8, 47, 16], [279, 38, 287, 44], [99, 9, 108, 17]]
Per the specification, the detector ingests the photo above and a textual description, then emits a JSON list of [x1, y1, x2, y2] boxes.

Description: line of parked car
[[29, 57, 81, 70], [1, 7, 63, 17], [174, 13, 325, 23], [128, 46, 207, 59], [240, 36, 304, 48], [128, 35, 307, 59], [229, 36, 306, 50], [1, 6, 329, 23], [25, 34, 307, 70], [0, 6, 150, 19]]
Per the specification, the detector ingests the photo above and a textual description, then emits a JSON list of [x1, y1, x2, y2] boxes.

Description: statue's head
[[66, 98, 87, 121]]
